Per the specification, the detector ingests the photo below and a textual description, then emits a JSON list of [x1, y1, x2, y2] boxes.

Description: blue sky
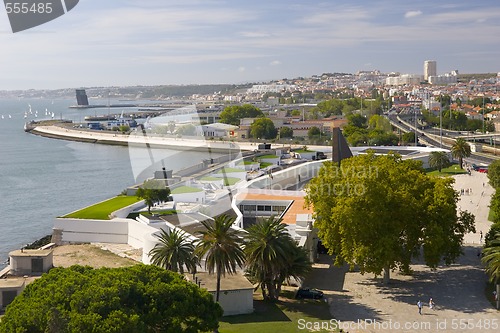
[[0, 0, 499, 90]]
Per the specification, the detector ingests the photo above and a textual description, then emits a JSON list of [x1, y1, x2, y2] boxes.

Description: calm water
[[0, 98, 216, 264]]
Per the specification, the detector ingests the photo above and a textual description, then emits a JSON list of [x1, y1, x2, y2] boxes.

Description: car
[[296, 287, 324, 299]]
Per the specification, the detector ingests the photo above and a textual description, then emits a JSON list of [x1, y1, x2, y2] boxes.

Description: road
[[387, 114, 498, 165]]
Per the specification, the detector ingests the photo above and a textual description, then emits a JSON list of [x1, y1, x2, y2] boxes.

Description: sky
[[0, 0, 499, 90]]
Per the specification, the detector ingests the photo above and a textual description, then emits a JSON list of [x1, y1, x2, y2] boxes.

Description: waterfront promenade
[[31, 125, 263, 152]]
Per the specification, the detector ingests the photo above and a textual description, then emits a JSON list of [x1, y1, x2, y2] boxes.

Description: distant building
[[76, 89, 89, 106], [424, 60, 437, 81]]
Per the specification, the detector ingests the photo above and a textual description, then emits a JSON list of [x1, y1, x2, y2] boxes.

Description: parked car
[[296, 288, 324, 299]]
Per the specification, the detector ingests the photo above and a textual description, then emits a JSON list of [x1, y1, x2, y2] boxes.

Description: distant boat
[[24, 112, 27, 119], [45, 108, 48, 116], [51, 112, 55, 119], [8, 115, 11, 119], [1, 115, 4, 119]]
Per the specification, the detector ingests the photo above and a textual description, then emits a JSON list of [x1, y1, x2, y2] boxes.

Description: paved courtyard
[[305, 171, 499, 333]]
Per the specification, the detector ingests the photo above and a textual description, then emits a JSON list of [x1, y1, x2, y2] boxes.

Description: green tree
[[119, 125, 130, 133], [401, 132, 415, 145], [219, 104, 264, 126], [307, 126, 321, 139], [167, 120, 176, 134], [195, 215, 245, 303], [279, 126, 293, 138], [149, 228, 197, 274], [347, 113, 367, 128], [0, 265, 222, 333], [488, 160, 500, 188], [368, 114, 391, 132], [451, 138, 471, 169], [428, 151, 451, 172], [136, 179, 171, 214], [305, 153, 475, 284], [250, 118, 277, 139], [245, 217, 311, 301], [481, 232, 500, 309]]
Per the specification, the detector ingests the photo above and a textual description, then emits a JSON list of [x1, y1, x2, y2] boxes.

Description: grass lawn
[[294, 149, 314, 153], [224, 177, 241, 186], [238, 161, 258, 165], [260, 162, 273, 168], [259, 154, 279, 159], [62, 196, 140, 220], [427, 164, 467, 177], [217, 167, 246, 174], [171, 186, 204, 194], [219, 290, 335, 333]]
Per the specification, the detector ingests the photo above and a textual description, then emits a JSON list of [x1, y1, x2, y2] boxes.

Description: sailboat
[[8, 115, 11, 119], [1, 115, 4, 119]]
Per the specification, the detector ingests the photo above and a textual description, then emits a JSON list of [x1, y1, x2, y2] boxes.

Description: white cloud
[[270, 60, 281, 66], [405, 10, 423, 18], [238, 67, 246, 72]]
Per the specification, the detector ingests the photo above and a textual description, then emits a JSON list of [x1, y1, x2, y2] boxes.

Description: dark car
[[296, 288, 324, 299]]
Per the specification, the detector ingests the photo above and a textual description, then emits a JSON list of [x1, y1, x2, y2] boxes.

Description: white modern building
[[424, 60, 437, 81]]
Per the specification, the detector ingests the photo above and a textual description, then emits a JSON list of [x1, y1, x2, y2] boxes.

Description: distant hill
[[457, 73, 498, 81]]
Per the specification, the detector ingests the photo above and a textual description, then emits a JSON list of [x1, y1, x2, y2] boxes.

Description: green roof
[[259, 154, 279, 159], [171, 186, 204, 194], [61, 196, 141, 220], [294, 149, 315, 153], [216, 167, 246, 174], [199, 176, 221, 181]]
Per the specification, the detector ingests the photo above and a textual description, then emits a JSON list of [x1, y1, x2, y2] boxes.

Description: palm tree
[[428, 151, 451, 172], [482, 232, 500, 281], [482, 232, 500, 309], [451, 138, 471, 169], [195, 214, 245, 302], [148, 228, 197, 274], [245, 216, 311, 301]]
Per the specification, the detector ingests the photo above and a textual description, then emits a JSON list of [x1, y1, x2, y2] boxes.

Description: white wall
[[54, 218, 129, 244], [171, 191, 206, 203], [111, 200, 146, 219], [209, 289, 254, 316]]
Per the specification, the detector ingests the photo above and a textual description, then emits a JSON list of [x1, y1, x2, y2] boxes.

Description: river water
[[0, 98, 215, 264]]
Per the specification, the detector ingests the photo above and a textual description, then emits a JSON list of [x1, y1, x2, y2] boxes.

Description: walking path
[[307, 171, 498, 333]]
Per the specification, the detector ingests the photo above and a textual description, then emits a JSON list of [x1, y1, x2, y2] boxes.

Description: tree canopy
[[250, 118, 277, 139], [451, 138, 471, 169], [148, 228, 197, 274], [195, 215, 245, 302], [279, 126, 293, 138], [0, 265, 222, 333], [428, 151, 451, 172], [219, 104, 264, 126], [488, 160, 500, 189], [245, 217, 311, 301], [305, 152, 475, 283], [136, 179, 171, 214]]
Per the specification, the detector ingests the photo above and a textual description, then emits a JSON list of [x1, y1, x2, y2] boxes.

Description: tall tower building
[[424, 60, 437, 81]]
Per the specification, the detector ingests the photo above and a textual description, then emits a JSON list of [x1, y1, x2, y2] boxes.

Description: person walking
[[417, 300, 423, 315], [429, 298, 435, 310], [480, 231, 483, 244]]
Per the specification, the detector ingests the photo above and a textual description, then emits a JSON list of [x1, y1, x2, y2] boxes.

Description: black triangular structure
[[331, 127, 352, 166]]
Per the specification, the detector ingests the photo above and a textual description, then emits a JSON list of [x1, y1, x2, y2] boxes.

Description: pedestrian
[[417, 300, 422, 315], [429, 298, 434, 310], [480, 231, 483, 243]]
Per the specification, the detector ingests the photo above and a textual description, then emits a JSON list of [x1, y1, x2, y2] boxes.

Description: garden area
[[61, 195, 141, 220]]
